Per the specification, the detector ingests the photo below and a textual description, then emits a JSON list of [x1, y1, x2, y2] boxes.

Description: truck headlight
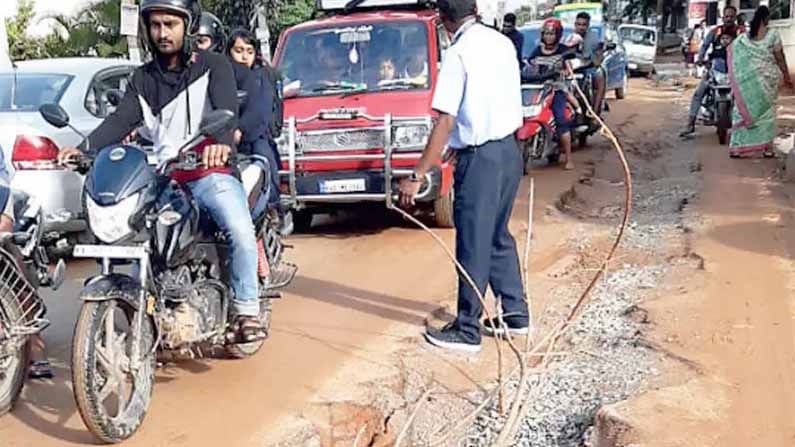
[[275, 135, 288, 155], [393, 125, 430, 150]]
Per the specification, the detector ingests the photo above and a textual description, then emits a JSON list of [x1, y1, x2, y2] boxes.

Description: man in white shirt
[[398, 0, 529, 353]]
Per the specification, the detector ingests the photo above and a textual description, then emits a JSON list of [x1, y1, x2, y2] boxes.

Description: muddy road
[[3, 78, 794, 446]]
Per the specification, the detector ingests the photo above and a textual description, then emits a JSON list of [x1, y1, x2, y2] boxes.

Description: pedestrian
[[728, 5, 794, 158], [398, 0, 529, 352], [502, 12, 524, 67], [685, 22, 704, 77]]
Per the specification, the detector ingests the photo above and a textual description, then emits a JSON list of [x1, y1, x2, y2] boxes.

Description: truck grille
[[297, 128, 384, 152]]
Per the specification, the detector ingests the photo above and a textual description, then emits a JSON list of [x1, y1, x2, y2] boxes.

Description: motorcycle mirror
[[605, 42, 617, 51], [39, 103, 70, 129], [198, 109, 236, 139], [104, 89, 124, 107]]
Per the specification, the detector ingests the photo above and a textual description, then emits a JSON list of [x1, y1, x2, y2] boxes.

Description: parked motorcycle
[[38, 103, 297, 443], [0, 187, 66, 415], [698, 64, 733, 145]]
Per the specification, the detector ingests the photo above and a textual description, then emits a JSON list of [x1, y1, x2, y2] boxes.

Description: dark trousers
[[242, 138, 282, 211], [453, 135, 528, 341]]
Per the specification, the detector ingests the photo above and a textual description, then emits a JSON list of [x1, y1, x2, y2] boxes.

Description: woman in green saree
[[728, 5, 794, 158]]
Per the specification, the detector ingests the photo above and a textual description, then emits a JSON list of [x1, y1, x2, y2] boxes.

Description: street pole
[[121, 0, 142, 63], [252, 4, 271, 64], [0, 16, 11, 70]]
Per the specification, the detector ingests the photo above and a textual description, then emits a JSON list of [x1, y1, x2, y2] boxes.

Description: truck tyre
[[433, 188, 454, 228], [292, 210, 313, 233]]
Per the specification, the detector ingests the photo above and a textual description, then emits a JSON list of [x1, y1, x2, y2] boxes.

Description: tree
[[6, 0, 47, 60], [200, 0, 315, 49], [45, 0, 128, 57]]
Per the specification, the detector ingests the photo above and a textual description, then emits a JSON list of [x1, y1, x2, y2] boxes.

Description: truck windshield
[[279, 21, 430, 97]]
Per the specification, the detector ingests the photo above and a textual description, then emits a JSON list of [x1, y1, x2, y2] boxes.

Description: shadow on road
[[288, 275, 443, 326]]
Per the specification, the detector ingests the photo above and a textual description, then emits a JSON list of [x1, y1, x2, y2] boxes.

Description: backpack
[[263, 64, 284, 139]]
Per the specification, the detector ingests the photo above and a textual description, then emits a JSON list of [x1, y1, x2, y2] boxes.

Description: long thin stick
[[494, 72, 634, 445], [394, 387, 434, 447]]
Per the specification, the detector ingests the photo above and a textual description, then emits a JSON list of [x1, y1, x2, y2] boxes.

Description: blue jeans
[[242, 138, 282, 211], [187, 173, 259, 317]]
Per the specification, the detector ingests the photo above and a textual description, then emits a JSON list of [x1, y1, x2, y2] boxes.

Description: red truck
[[272, 0, 455, 230]]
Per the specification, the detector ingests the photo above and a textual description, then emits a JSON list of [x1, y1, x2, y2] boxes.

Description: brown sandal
[[232, 316, 268, 344]]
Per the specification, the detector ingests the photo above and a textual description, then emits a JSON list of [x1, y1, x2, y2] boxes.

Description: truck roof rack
[[316, 0, 436, 14]]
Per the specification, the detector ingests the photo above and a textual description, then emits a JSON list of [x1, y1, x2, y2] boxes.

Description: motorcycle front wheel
[[716, 101, 731, 145], [0, 298, 30, 416], [72, 300, 155, 443]]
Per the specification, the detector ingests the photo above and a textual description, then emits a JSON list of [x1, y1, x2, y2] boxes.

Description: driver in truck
[[56, 0, 267, 342]]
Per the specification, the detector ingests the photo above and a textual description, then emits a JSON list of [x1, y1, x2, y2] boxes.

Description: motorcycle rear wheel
[[717, 101, 731, 145], [72, 300, 155, 443], [0, 298, 30, 416]]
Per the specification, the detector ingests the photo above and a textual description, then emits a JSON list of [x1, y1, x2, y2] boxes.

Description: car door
[[602, 40, 627, 90]]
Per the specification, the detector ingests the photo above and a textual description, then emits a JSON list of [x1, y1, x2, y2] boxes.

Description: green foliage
[[5, 0, 127, 61], [200, 0, 315, 47]]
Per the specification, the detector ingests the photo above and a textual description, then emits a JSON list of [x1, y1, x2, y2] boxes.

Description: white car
[[0, 58, 138, 255], [618, 24, 658, 75]]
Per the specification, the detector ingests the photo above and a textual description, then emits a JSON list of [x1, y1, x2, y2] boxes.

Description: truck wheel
[[433, 188, 454, 228], [292, 210, 313, 233]]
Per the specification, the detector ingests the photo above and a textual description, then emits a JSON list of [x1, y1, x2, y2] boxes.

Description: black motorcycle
[[38, 104, 296, 443], [0, 187, 66, 415], [699, 64, 733, 145]]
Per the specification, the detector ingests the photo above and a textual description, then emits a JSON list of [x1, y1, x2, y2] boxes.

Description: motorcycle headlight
[[523, 105, 542, 117], [713, 72, 729, 85], [86, 193, 139, 244], [393, 125, 430, 150]]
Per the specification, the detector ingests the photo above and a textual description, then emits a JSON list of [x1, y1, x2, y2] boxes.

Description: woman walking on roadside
[[728, 5, 794, 158]]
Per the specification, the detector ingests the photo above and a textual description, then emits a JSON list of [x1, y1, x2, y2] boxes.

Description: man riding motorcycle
[[57, 0, 267, 341], [573, 12, 605, 126], [681, 5, 742, 136]]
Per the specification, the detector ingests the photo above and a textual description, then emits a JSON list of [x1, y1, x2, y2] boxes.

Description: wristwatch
[[409, 171, 422, 182]]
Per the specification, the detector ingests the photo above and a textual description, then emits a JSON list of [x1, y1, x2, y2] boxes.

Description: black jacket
[[82, 50, 239, 160]]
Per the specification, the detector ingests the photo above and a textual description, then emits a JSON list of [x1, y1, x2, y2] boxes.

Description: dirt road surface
[[3, 78, 795, 446]]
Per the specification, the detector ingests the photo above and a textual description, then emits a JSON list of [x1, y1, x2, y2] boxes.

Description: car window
[[278, 20, 430, 97], [0, 73, 73, 112], [85, 68, 134, 118]]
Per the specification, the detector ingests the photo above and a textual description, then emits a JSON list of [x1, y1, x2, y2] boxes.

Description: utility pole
[[252, 4, 271, 64], [121, 0, 142, 63]]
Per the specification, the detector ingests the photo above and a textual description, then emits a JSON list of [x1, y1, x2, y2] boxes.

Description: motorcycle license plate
[[73, 245, 146, 259], [319, 178, 366, 194]]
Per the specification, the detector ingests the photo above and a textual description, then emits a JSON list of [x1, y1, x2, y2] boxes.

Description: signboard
[[120, 3, 139, 37], [553, 2, 604, 25]]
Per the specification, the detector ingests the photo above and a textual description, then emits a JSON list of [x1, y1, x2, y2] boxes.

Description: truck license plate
[[320, 178, 366, 194]]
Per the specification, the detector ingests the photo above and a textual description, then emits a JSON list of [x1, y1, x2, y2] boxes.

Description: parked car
[[273, 0, 456, 230], [519, 21, 629, 99], [619, 24, 658, 75], [0, 58, 138, 256]]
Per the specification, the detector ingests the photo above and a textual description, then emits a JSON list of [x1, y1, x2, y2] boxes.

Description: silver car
[[0, 58, 138, 255]]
